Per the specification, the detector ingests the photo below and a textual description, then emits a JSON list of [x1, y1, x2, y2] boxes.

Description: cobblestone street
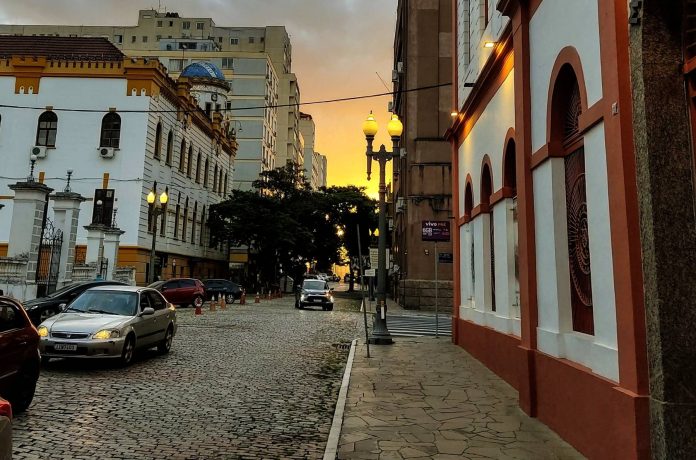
[[12, 295, 362, 460]]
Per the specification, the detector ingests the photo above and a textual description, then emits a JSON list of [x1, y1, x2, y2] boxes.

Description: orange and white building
[[448, 1, 650, 458]]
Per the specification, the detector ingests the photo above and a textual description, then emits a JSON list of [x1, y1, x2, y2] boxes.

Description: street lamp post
[[362, 112, 403, 345], [146, 182, 169, 284]]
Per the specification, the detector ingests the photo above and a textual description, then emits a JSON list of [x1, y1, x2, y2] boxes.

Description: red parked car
[[0, 397, 10, 460], [148, 278, 206, 308], [0, 296, 40, 413]]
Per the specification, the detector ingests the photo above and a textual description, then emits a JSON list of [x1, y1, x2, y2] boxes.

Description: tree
[[208, 164, 377, 292]]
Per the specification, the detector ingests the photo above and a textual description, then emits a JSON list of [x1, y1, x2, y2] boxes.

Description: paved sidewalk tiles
[[337, 337, 584, 460]]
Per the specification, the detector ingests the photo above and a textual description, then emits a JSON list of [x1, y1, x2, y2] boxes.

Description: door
[[160, 280, 181, 304], [131, 294, 158, 347], [0, 301, 29, 393], [146, 291, 169, 342], [179, 279, 197, 303]]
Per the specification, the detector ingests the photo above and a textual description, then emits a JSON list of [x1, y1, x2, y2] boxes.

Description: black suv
[[23, 280, 126, 326], [203, 279, 243, 303]]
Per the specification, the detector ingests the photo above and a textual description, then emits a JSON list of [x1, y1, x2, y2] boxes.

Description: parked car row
[[148, 278, 243, 308]]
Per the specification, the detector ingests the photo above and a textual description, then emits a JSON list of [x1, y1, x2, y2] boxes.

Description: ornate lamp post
[[362, 111, 403, 345], [146, 183, 169, 284]]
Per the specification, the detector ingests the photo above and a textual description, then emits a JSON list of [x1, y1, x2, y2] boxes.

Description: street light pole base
[[368, 334, 394, 345]]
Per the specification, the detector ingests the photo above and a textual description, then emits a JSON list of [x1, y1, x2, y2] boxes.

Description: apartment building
[[0, 9, 301, 190]]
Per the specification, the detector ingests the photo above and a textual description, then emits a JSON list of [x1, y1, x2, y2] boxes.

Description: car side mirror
[[140, 307, 155, 316], [59, 303, 67, 310]]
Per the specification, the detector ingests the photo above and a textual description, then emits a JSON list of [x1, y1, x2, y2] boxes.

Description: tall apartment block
[[0, 9, 304, 191]]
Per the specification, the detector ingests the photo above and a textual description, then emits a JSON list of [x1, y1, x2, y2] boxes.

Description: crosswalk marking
[[383, 314, 452, 337]]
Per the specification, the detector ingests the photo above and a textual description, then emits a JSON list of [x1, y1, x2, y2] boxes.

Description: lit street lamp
[[362, 111, 403, 345], [146, 182, 169, 284]]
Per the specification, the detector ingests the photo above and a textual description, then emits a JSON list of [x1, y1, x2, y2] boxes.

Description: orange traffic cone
[[254, 293, 260, 303], [240, 291, 246, 305], [220, 295, 227, 310], [210, 295, 217, 312], [195, 304, 202, 315]]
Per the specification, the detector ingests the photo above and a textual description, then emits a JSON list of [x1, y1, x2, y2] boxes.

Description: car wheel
[[120, 335, 135, 366], [298, 303, 305, 309], [225, 294, 235, 304], [157, 325, 174, 354], [192, 295, 204, 308], [9, 370, 37, 413], [328, 304, 334, 311]]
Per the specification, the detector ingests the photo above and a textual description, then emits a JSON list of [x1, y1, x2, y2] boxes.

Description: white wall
[[529, 0, 602, 152]]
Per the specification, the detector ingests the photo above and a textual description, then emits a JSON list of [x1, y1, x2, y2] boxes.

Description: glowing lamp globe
[[387, 114, 403, 138], [159, 191, 169, 204], [147, 191, 156, 204], [362, 112, 379, 137]]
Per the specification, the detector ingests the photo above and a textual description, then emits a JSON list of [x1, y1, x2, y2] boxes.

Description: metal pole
[[148, 212, 158, 284], [435, 240, 439, 338], [369, 149, 393, 345], [357, 224, 370, 358]]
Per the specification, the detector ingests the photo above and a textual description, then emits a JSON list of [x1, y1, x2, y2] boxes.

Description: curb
[[323, 338, 358, 460]]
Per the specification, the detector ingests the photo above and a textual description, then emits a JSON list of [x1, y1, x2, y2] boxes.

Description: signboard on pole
[[438, 252, 454, 264], [422, 220, 451, 242], [369, 248, 379, 267], [365, 268, 376, 277]]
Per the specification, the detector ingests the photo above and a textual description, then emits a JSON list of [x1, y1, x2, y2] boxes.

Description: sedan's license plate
[[54, 343, 77, 351]]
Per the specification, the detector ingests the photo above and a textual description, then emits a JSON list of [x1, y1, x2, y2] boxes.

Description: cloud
[[0, 0, 398, 194]]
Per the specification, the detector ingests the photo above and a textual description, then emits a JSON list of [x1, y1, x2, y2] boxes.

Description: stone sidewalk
[[337, 337, 584, 460]]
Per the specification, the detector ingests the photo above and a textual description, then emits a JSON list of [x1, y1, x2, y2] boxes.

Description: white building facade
[[0, 40, 237, 286]]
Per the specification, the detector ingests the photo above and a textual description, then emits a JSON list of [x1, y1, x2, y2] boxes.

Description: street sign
[[365, 268, 376, 277], [422, 220, 451, 242], [438, 253, 454, 264], [369, 248, 379, 267]]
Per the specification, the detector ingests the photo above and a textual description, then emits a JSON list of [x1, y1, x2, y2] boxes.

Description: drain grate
[[332, 342, 352, 352]]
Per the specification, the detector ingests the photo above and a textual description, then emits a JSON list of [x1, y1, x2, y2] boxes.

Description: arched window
[[154, 122, 163, 159], [464, 182, 473, 219], [213, 164, 218, 191], [182, 198, 189, 241], [166, 130, 174, 165], [204, 158, 209, 188], [36, 111, 58, 147], [223, 172, 228, 196], [481, 163, 495, 312], [191, 201, 197, 244], [200, 205, 206, 246], [196, 150, 202, 183], [557, 72, 593, 335], [100, 112, 121, 148], [503, 140, 517, 195], [503, 139, 520, 318], [179, 139, 186, 172], [187, 144, 193, 177]]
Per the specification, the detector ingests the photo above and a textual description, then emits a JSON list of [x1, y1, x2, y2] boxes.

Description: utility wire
[[0, 82, 452, 114]]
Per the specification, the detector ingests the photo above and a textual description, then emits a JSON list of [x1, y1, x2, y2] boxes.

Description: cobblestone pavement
[[13, 295, 362, 460], [339, 338, 585, 460]]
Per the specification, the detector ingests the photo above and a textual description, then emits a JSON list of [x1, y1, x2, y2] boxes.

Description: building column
[[629, 1, 696, 457], [7, 181, 53, 299], [84, 224, 106, 266], [52, 191, 86, 288], [102, 227, 125, 281]]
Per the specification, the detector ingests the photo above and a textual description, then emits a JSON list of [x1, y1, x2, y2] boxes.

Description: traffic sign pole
[[435, 240, 439, 338]]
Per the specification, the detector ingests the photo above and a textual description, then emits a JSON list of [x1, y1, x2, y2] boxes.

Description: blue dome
[[180, 61, 225, 80]]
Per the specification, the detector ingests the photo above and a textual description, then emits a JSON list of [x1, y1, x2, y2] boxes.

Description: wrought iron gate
[[36, 218, 63, 297]]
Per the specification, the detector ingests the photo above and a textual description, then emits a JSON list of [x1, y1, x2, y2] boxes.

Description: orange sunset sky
[[0, 0, 399, 197]]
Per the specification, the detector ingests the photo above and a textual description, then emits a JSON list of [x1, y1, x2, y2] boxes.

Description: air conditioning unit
[[396, 61, 404, 73], [98, 147, 116, 159], [30, 145, 47, 158], [396, 197, 407, 213], [388, 101, 394, 112]]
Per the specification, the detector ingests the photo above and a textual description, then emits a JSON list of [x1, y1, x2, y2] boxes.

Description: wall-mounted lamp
[[483, 41, 497, 49]]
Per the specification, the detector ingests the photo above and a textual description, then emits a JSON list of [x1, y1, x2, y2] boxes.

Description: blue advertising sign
[[421, 220, 451, 242]]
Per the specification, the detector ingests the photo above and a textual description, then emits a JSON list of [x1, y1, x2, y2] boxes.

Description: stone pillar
[[52, 192, 85, 288], [629, 2, 696, 458], [7, 181, 53, 300], [102, 227, 125, 281], [84, 224, 106, 265]]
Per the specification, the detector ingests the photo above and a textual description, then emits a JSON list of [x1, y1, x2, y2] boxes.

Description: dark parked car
[[203, 279, 242, 303], [0, 397, 10, 460], [22, 280, 127, 326], [149, 278, 206, 308], [0, 296, 40, 413]]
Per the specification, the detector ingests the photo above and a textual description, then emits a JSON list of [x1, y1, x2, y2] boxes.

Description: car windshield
[[303, 280, 327, 291], [65, 291, 138, 316], [148, 281, 164, 289], [46, 282, 82, 299]]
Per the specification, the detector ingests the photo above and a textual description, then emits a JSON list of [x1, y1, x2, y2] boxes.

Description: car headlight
[[93, 330, 120, 340], [329, 296, 335, 303], [37, 326, 48, 338]]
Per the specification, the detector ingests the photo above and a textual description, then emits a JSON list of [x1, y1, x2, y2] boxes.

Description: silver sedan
[[37, 286, 177, 366]]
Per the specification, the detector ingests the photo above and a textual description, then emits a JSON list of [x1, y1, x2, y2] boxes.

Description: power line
[[0, 82, 452, 114]]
